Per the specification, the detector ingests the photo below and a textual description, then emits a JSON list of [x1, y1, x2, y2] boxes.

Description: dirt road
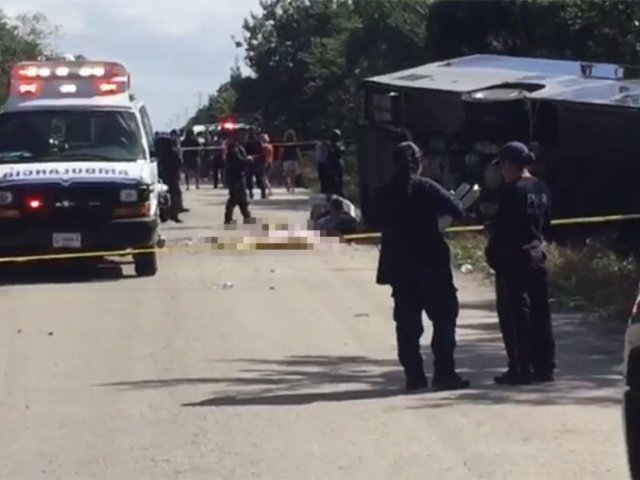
[[0, 187, 629, 479]]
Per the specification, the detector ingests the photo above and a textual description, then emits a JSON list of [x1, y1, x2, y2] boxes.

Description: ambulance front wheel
[[134, 251, 158, 277]]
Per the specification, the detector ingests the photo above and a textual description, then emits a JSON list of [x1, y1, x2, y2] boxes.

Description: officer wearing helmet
[[485, 141, 556, 386], [372, 141, 470, 393]]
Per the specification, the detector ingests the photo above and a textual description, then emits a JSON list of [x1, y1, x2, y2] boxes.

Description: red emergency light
[[12, 61, 128, 80], [9, 61, 131, 98], [25, 197, 44, 210], [97, 81, 124, 95]]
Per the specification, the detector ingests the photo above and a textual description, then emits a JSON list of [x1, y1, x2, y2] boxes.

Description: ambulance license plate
[[52, 233, 82, 248]]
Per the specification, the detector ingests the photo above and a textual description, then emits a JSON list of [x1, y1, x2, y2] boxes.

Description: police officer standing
[[326, 129, 345, 197], [372, 141, 470, 393], [211, 132, 225, 189], [245, 128, 267, 200], [485, 141, 556, 385], [155, 135, 183, 223], [223, 128, 253, 225]]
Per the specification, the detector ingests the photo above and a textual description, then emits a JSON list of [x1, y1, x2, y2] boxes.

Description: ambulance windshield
[[0, 110, 144, 162]]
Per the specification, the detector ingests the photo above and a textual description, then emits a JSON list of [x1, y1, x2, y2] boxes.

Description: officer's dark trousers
[[495, 260, 556, 375], [391, 272, 459, 381], [224, 183, 252, 224], [165, 177, 182, 219], [318, 163, 330, 194], [212, 158, 224, 188], [325, 166, 344, 198], [247, 165, 267, 199]]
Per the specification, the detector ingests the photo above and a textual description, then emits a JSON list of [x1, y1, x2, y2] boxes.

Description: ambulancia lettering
[[1, 167, 130, 179]]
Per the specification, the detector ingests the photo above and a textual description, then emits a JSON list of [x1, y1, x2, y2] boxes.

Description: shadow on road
[[0, 259, 134, 286], [99, 306, 625, 408], [201, 196, 311, 214]]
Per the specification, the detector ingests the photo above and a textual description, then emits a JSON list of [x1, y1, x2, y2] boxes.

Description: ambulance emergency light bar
[[9, 61, 130, 98]]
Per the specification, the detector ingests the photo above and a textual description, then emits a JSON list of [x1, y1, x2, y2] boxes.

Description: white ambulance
[[0, 59, 164, 276]]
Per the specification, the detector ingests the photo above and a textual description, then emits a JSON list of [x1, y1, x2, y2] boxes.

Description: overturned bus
[[356, 54, 640, 239]]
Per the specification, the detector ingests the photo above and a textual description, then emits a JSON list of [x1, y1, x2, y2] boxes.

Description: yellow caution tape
[[1, 213, 640, 264], [0, 236, 319, 264], [342, 213, 640, 243]]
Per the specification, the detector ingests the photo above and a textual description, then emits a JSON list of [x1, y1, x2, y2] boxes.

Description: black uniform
[[486, 166, 556, 384], [245, 136, 267, 199], [211, 136, 225, 188], [373, 144, 469, 392], [224, 141, 252, 224], [155, 136, 183, 222], [326, 141, 345, 197], [181, 136, 201, 189]]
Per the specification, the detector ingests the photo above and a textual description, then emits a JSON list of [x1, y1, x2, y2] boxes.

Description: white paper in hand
[[459, 184, 481, 210], [453, 183, 472, 200], [438, 183, 481, 232]]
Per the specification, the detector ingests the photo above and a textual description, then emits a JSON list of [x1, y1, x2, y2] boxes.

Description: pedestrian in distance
[[279, 129, 301, 194], [261, 133, 274, 197], [326, 128, 345, 198], [223, 128, 253, 225], [315, 137, 330, 194], [169, 129, 188, 213], [485, 141, 556, 386], [180, 128, 201, 190], [245, 128, 267, 200], [211, 132, 225, 189], [371, 141, 470, 393]]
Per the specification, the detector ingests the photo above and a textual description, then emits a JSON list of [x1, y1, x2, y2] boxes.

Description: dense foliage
[[192, 0, 640, 138], [0, 10, 59, 105]]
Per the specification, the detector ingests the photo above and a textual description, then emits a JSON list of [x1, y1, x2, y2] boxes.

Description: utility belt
[[485, 240, 546, 272]]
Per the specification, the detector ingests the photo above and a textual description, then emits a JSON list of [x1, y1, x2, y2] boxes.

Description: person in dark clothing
[[155, 136, 183, 223], [315, 139, 330, 194], [314, 196, 359, 235], [211, 133, 225, 189], [325, 129, 345, 197], [485, 141, 556, 386], [200, 132, 214, 182], [224, 130, 253, 225], [245, 129, 267, 199], [372, 141, 470, 393], [180, 128, 201, 190]]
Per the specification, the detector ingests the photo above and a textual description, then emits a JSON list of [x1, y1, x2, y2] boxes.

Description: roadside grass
[[448, 233, 639, 320]]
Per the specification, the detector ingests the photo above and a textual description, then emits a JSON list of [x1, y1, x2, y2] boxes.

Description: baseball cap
[[394, 141, 422, 171], [493, 141, 535, 167]]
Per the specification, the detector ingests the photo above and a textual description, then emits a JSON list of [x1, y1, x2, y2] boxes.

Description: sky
[[2, 0, 263, 130]]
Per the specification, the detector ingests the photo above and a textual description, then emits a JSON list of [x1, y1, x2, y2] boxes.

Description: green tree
[[199, 0, 640, 139], [0, 9, 59, 105], [241, 0, 357, 134]]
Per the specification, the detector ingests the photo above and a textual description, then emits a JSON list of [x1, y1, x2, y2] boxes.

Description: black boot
[[404, 375, 429, 394], [532, 370, 555, 383], [432, 372, 470, 391], [494, 368, 532, 386]]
